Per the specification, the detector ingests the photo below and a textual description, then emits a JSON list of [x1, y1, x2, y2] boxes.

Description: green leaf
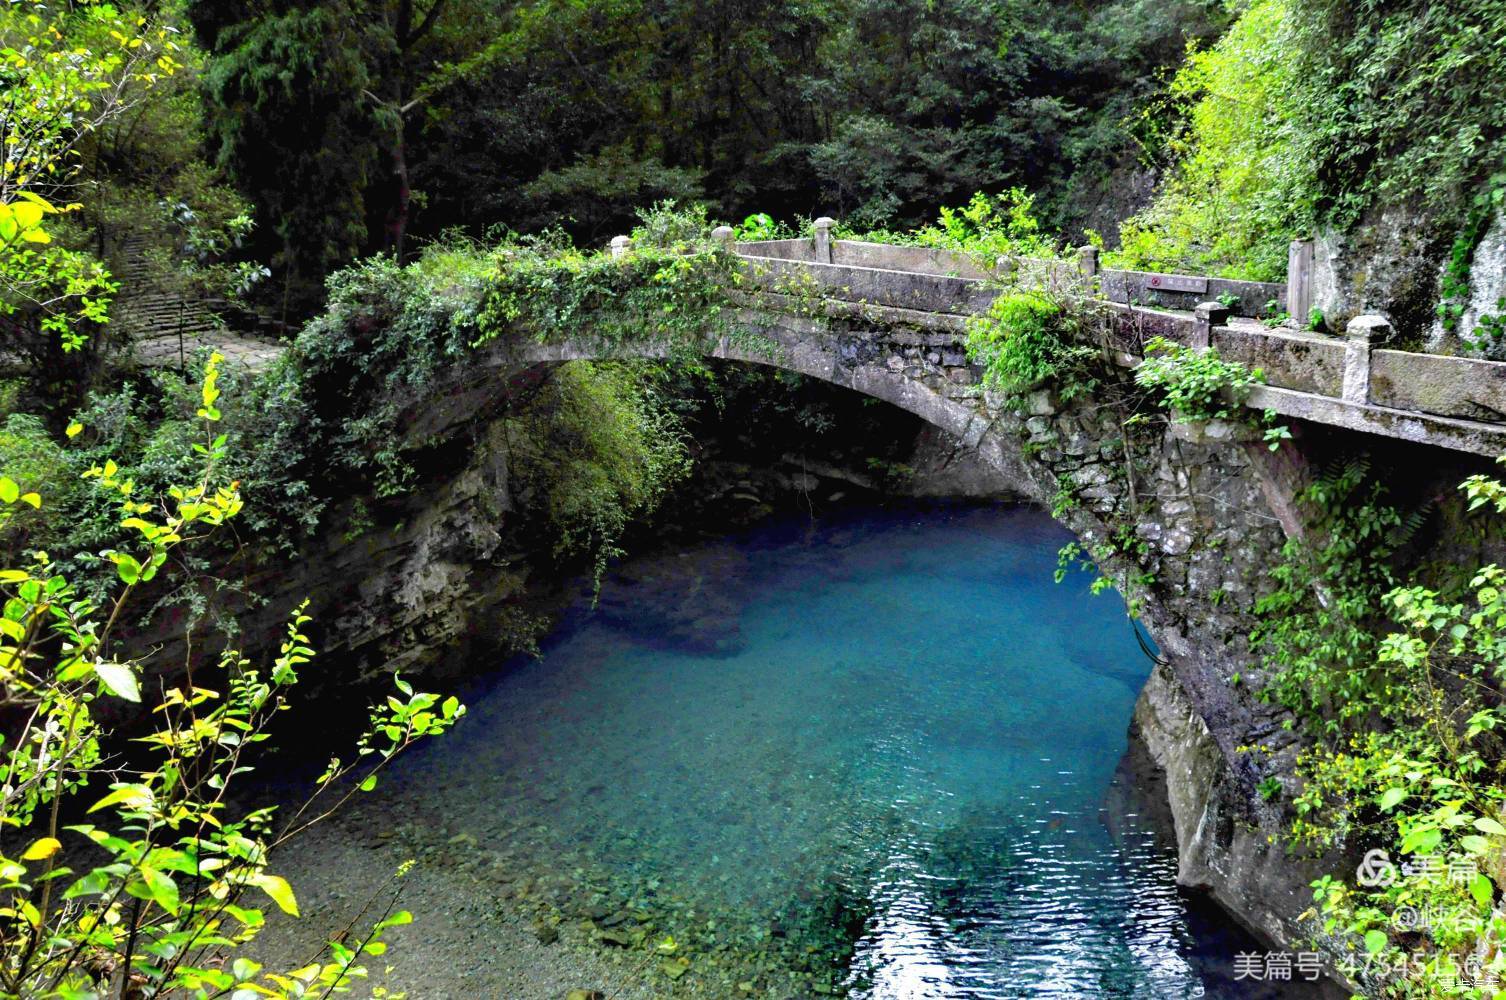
[[0, 478, 17, 503], [375, 909, 413, 931], [1470, 872, 1495, 908], [1378, 787, 1407, 811], [231, 957, 262, 982], [1400, 826, 1443, 855], [1473, 816, 1506, 836], [1364, 929, 1387, 954], [61, 868, 112, 900], [1462, 835, 1491, 854], [94, 662, 140, 702], [140, 865, 179, 915], [110, 552, 142, 585], [252, 873, 299, 916], [358, 774, 378, 792], [88, 784, 152, 813]]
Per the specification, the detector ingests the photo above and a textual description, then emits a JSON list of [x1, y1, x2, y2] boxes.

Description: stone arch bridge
[[477, 221, 1506, 462], [237, 223, 1506, 968], [448, 223, 1506, 966]]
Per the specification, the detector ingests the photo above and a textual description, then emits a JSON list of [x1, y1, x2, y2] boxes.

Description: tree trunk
[[386, 108, 411, 262]]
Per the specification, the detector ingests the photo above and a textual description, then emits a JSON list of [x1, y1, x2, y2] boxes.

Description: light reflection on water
[[378, 502, 1321, 997]]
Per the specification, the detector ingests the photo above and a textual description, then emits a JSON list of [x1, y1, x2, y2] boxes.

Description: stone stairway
[[109, 235, 284, 371]]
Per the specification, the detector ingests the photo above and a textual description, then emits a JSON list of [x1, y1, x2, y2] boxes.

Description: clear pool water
[[361, 502, 1318, 997]]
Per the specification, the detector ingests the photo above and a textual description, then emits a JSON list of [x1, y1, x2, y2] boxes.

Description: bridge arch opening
[[493, 314, 1040, 505]]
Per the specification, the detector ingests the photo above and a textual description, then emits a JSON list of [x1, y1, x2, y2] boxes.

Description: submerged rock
[[592, 543, 750, 655]]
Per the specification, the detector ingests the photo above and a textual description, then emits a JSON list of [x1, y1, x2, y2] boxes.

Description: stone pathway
[[109, 236, 285, 372], [132, 327, 284, 371]]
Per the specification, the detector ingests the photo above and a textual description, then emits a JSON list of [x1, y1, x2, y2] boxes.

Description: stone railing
[[598, 224, 1506, 456], [725, 217, 1302, 319]]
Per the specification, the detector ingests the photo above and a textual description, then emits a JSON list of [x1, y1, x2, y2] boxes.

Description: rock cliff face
[[979, 375, 1341, 952], [1427, 209, 1506, 358], [1132, 662, 1329, 945], [1313, 205, 1445, 339]]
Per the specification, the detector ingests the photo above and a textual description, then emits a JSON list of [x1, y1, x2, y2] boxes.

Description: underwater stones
[[660, 956, 692, 980], [532, 918, 559, 945], [594, 542, 750, 654], [564, 991, 605, 1000], [596, 927, 635, 947]]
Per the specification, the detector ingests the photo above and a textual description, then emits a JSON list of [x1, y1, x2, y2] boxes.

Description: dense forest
[[3, 0, 1506, 996]]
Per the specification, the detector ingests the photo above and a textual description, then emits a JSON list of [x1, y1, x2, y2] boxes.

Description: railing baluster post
[[1343, 315, 1391, 405], [1192, 302, 1229, 352], [813, 217, 835, 264], [610, 235, 632, 259], [1287, 239, 1314, 322]]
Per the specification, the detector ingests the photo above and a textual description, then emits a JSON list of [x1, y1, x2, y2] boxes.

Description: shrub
[[965, 292, 1098, 402], [0, 357, 464, 998], [843, 189, 1059, 269], [1133, 336, 1264, 423]]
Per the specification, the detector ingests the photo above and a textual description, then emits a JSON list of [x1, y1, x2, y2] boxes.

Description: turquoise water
[[379, 503, 1316, 997]]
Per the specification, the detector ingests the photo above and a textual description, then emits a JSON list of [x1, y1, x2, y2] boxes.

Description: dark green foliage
[[191, 0, 1223, 311], [269, 253, 478, 500], [1438, 175, 1506, 346], [505, 361, 692, 586], [1289, 0, 1506, 233], [256, 217, 731, 557], [1253, 459, 1413, 731], [1133, 336, 1264, 424], [475, 246, 734, 358], [191, 1, 379, 317]]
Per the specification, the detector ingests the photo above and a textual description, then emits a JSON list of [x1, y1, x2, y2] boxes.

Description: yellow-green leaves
[[198, 351, 225, 421], [88, 783, 153, 813], [106, 550, 142, 585], [0, 477, 41, 508], [136, 865, 179, 915], [21, 837, 60, 861], [0, 193, 57, 248], [251, 873, 299, 917], [93, 661, 139, 701]]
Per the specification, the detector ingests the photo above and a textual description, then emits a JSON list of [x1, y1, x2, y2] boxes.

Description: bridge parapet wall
[[724, 244, 1506, 456], [735, 230, 1296, 317]]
